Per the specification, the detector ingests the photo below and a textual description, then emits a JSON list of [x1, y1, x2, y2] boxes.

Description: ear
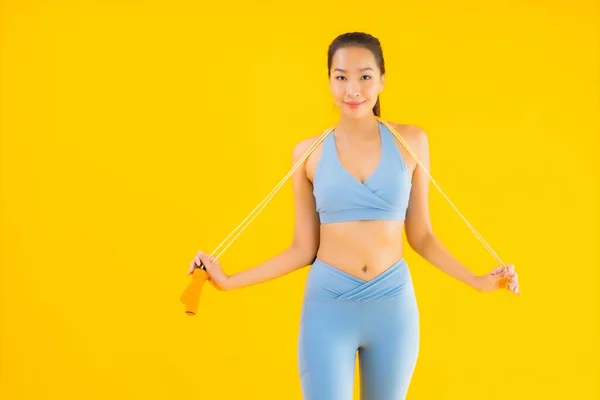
[[379, 74, 385, 93]]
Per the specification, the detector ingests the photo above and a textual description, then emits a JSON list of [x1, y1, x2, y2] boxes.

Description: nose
[[345, 82, 361, 97]]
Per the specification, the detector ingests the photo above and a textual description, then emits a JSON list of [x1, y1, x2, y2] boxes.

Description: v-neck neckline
[[332, 121, 383, 186]]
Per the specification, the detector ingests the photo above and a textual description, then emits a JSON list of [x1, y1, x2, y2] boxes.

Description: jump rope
[[180, 117, 510, 316]]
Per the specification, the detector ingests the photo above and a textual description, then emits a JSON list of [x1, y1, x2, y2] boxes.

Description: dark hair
[[327, 32, 385, 117]]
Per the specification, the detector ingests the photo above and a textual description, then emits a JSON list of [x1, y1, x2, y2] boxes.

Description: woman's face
[[329, 46, 384, 118]]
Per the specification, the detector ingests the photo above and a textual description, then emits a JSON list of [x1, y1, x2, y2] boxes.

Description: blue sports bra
[[312, 121, 412, 223]]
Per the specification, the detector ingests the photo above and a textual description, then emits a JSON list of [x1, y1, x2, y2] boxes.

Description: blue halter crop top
[[312, 121, 412, 224]]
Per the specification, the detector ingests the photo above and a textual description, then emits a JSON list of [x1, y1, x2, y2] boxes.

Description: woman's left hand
[[474, 264, 520, 295]]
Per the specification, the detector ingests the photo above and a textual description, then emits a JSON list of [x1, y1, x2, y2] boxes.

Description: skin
[[190, 46, 520, 296]]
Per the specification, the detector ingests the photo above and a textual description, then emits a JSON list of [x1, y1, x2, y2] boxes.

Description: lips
[[345, 101, 365, 109]]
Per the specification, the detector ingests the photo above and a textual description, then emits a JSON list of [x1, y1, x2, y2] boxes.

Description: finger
[[491, 266, 504, 275], [198, 251, 210, 264], [189, 261, 200, 274]]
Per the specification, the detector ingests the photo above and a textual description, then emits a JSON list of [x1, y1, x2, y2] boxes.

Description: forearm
[[411, 233, 478, 290], [226, 246, 313, 291]]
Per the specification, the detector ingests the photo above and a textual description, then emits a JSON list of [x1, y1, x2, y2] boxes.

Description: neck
[[335, 114, 379, 141]]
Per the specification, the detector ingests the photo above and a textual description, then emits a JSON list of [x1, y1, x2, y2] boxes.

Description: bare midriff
[[315, 220, 405, 282]]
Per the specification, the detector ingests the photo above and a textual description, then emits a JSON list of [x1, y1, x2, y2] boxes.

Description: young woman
[[190, 32, 520, 400]]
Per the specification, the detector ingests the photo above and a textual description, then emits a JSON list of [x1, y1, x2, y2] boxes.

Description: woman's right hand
[[188, 250, 232, 291]]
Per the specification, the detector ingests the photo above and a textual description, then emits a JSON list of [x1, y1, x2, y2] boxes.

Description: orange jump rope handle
[[180, 263, 209, 316]]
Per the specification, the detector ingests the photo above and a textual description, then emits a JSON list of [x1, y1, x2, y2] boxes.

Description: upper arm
[[290, 138, 320, 260], [404, 126, 434, 250]]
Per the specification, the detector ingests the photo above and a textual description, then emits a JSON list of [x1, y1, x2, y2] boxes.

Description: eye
[[334, 75, 371, 81]]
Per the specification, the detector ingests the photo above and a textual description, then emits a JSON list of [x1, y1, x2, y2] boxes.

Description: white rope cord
[[206, 124, 335, 262], [376, 117, 506, 268], [203, 118, 505, 271]]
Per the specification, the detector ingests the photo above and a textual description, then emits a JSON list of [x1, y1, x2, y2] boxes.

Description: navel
[[362, 265, 368, 274]]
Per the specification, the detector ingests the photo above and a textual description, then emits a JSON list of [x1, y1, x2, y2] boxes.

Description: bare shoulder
[[386, 121, 429, 172], [388, 121, 427, 142], [292, 133, 326, 183], [292, 135, 322, 160]]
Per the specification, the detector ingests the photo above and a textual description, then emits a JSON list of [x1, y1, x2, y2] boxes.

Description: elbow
[[407, 231, 434, 255], [290, 243, 318, 267]]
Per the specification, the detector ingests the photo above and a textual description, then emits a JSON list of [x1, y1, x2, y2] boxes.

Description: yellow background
[[1, 1, 598, 399]]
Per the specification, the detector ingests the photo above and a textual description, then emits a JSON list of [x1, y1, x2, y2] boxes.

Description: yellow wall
[[1, 1, 598, 399]]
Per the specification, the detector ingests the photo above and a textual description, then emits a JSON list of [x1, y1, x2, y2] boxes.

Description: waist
[[317, 220, 405, 273]]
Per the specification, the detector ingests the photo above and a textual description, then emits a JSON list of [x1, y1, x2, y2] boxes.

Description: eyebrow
[[333, 67, 374, 73]]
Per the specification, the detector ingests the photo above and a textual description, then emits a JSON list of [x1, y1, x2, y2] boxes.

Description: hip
[[303, 256, 416, 303]]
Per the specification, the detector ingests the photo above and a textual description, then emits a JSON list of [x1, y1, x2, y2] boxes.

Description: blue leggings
[[298, 257, 420, 400]]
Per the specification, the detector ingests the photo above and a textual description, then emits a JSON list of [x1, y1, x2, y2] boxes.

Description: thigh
[[298, 298, 361, 400], [359, 297, 420, 400]]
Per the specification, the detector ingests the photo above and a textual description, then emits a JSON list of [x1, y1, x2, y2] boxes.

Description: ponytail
[[373, 95, 381, 117]]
